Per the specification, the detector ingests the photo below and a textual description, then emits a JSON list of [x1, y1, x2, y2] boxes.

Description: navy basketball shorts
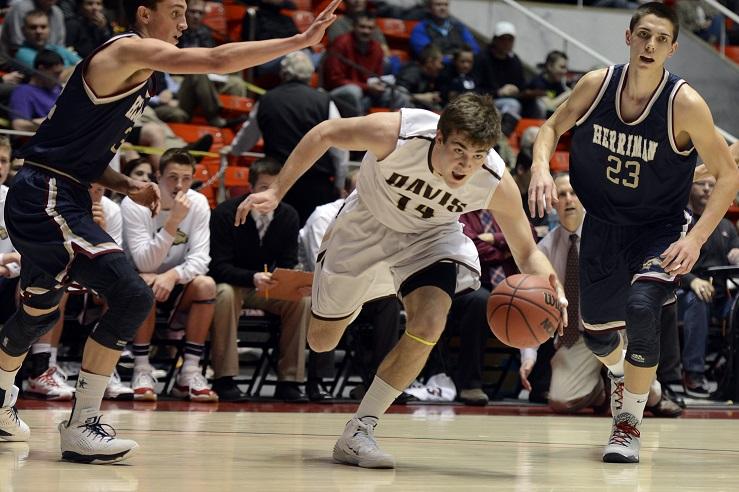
[[4, 165, 121, 290], [579, 212, 690, 331]]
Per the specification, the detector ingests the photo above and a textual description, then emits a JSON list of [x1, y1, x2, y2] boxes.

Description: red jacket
[[323, 32, 384, 92]]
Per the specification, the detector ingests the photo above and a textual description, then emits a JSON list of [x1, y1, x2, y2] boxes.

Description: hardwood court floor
[[3, 407, 739, 491]]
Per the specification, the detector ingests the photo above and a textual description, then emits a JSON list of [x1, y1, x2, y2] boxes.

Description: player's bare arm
[[86, 0, 341, 96], [489, 170, 568, 332], [234, 112, 401, 225], [661, 87, 739, 275], [528, 68, 608, 218], [695, 141, 739, 181]]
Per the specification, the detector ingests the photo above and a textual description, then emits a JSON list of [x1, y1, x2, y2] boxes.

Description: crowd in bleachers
[[0, 0, 738, 411]]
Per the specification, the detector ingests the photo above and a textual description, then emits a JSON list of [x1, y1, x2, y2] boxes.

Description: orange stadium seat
[[389, 48, 410, 63], [225, 4, 248, 41], [218, 94, 255, 115], [202, 2, 227, 43], [550, 151, 569, 173]]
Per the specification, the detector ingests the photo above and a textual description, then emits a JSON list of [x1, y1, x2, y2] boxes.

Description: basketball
[[487, 274, 561, 348]]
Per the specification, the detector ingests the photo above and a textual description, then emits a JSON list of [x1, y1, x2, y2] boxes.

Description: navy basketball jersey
[[569, 64, 697, 226], [17, 32, 152, 184]]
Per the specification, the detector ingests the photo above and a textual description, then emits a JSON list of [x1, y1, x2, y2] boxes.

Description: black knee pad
[[0, 308, 60, 356], [582, 329, 621, 358], [624, 281, 673, 368], [90, 263, 154, 350]]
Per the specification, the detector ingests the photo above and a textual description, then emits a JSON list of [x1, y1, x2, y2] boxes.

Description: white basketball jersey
[[356, 108, 505, 233]]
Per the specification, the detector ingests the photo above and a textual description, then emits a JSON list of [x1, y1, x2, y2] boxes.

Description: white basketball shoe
[[59, 409, 139, 464], [0, 386, 30, 442], [131, 365, 158, 402], [603, 412, 641, 463], [333, 417, 395, 468]]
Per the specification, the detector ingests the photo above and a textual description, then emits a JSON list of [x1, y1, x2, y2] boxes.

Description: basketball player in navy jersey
[[237, 93, 567, 468], [528, 2, 739, 463], [0, 0, 341, 464]]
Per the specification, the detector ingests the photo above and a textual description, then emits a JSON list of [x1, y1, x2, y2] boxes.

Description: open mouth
[[451, 171, 465, 181], [639, 55, 654, 63]]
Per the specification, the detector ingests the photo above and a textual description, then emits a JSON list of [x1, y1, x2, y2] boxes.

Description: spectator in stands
[[451, 209, 530, 405], [122, 149, 218, 403], [374, 0, 426, 20], [519, 174, 681, 417], [9, 49, 64, 132], [327, 0, 390, 57], [396, 43, 444, 111], [677, 174, 739, 398], [15, 10, 80, 69], [299, 169, 403, 400], [64, 0, 112, 58], [675, 0, 724, 44], [121, 158, 154, 184], [210, 158, 333, 402], [241, 0, 305, 78], [324, 13, 409, 117], [525, 50, 572, 119], [232, 51, 348, 224], [474, 21, 525, 136], [1, 0, 66, 56], [0, 137, 21, 325], [437, 44, 477, 105], [156, 0, 247, 127], [409, 0, 478, 61]]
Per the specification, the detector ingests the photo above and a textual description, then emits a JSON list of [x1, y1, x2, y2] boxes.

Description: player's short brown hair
[[630, 2, 679, 42], [438, 93, 500, 149]]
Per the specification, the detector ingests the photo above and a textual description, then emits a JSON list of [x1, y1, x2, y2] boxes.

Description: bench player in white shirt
[[237, 93, 567, 468]]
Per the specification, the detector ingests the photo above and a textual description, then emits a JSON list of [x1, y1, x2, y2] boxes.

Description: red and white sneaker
[[26, 367, 74, 401], [131, 366, 158, 402], [171, 370, 218, 402]]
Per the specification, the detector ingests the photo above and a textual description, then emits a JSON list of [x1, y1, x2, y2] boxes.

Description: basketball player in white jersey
[[237, 93, 567, 468]]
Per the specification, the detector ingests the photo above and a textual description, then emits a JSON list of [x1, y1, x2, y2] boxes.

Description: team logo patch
[[173, 229, 189, 246], [640, 257, 665, 274]]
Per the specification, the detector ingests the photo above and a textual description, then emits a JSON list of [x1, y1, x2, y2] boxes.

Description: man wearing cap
[[409, 0, 479, 61], [474, 20, 525, 136]]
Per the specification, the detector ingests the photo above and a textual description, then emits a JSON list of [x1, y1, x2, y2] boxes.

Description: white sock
[[182, 353, 200, 372], [606, 350, 626, 377], [50, 347, 58, 367], [621, 388, 649, 424], [0, 366, 21, 405], [133, 356, 150, 370], [646, 379, 661, 407], [31, 343, 51, 355], [69, 370, 109, 424], [356, 376, 401, 421]]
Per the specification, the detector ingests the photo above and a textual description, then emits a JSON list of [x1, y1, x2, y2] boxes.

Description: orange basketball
[[487, 274, 561, 349]]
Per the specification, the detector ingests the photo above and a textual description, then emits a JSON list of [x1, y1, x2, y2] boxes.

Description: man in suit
[[209, 158, 332, 402]]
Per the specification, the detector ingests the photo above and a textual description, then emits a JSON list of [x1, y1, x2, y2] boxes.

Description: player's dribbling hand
[[549, 273, 567, 336], [528, 168, 557, 219], [660, 235, 702, 276], [299, 0, 341, 47], [129, 181, 161, 217], [234, 189, 279, 226], [519, 358, 534, 392]]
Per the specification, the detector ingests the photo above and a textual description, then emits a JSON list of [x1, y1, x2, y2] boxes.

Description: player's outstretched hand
[[299, 0, 341, 47], [549, 273, 567, 336], [661, 235, 702, 276], [234, 188, 279, 226], [129, 181, 161, 217], [528, 167, 557, 219]]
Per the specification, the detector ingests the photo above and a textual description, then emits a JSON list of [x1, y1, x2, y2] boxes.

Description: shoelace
[[352, 420, 380, 451], [611, 380, 624, 413], [2, 406, 21, 426], [78, 419, 117, 443], [609, 420, 640, 446]]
